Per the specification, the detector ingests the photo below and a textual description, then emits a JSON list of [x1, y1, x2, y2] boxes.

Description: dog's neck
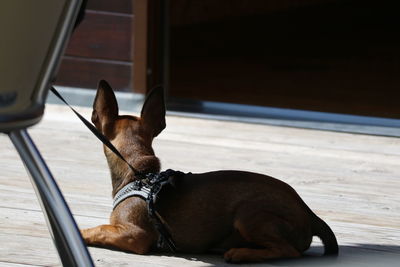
[[106, 148, 161, 197]]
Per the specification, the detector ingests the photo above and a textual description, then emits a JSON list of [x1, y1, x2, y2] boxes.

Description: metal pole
[[9, 129, 94, 267]]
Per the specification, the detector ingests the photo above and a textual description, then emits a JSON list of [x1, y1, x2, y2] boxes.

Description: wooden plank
[[0, 232, 58, 267], [86, 0, 133, 14], [0, 262, 39, 267], [1, 210, 399, 266], [64, 11, 132, 61], [55, 56, 132, 91], [0, 232, 226, 267], [0, 104, 399, 266], [57, 0, 135, 91]]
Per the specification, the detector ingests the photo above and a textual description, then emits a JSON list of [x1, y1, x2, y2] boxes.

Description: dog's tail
[[311, 215, 339, 255]]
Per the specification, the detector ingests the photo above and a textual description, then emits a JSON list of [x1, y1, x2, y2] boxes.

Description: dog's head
[[92, 80, 166, 187], [92, 80, 166, 141]]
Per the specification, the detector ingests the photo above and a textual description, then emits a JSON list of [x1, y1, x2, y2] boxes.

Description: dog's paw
[[224, 248, 260, 263], [80, 229, 90, 244]]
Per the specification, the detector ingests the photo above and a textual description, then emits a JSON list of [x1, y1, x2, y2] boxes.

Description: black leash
[[145, 170, 184, 252], [50, 86, 142, 176]]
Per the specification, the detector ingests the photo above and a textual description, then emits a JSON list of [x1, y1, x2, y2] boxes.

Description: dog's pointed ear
[[91, 80, 119, 132], [140, 86, 166, 137]]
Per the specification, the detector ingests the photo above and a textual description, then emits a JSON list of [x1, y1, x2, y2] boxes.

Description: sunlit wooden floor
[[0, 104, 399, 267]]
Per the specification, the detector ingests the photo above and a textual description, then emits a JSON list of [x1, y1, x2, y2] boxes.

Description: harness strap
[[113, 181, 151, 209], [146, 169, 180, 252], [113, 169, 182, 252], [50, 87, 143, 176]]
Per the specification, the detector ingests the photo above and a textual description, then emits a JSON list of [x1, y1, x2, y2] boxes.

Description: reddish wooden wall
[[55, 0, 133, 91]]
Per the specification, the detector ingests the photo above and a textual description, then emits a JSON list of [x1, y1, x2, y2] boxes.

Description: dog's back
[[156, 170, 319, 253]]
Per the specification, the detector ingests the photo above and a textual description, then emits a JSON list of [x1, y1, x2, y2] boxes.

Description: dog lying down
[[81, 80, 338, 263]]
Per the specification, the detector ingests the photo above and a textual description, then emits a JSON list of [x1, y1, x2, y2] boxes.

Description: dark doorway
[[168, 0, 400, 119]]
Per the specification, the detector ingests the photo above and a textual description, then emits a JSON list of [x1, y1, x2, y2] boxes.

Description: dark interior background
[[169, 0, 400, 119], [55, 0, 400, 119]]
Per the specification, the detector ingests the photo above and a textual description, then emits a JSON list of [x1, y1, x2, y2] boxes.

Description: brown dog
[[81, 80, 338, 263]]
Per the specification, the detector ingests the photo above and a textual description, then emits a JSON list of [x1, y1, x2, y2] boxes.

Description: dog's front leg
[[81, 224, 155, 254]]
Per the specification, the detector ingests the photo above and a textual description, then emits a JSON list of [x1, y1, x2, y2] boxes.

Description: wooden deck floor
[[0, 104, 399, 267]]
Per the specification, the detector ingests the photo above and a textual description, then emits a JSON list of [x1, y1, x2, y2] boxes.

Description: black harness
[[113, 169, 183, 252]]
